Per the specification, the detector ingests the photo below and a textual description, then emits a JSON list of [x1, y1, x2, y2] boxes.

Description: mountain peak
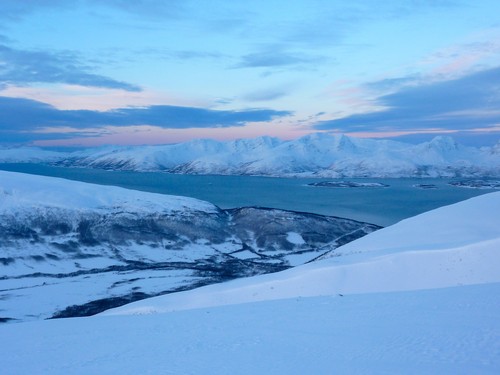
[[332, 133, 356, 151], [294, 132, 356, 151], [298, 132, 336, 142], [491, 140, 500, 155], [426, 136, 459, 151]]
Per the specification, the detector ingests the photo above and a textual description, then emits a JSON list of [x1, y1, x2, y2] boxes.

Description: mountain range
[[2, 133, 499, 177]]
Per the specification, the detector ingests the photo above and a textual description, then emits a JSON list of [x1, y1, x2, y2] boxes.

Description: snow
[[1, 189, 499, 373], [8, 133, 499, 177], [101, 235, 500, 316], [0, 146, 67, 162], [103, 191, 500, 315], [1, 284, 499, 374], [229, 249, 259, 260], [2, 171, 382, 322], [286, 231, 306, 245], [0, 170, 217, 214]]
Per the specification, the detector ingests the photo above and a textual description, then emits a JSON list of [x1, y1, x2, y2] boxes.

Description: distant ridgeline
[[1, 134, 499, 177]]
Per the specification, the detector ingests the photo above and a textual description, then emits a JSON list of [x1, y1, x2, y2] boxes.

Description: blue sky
[[0, 0, 499, 147]]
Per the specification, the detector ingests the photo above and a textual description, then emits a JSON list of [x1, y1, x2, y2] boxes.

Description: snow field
[[1, 283, 499, 374]]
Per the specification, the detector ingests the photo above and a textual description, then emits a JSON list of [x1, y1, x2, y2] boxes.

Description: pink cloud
[[32, 121, 312, 147], [0, 84, 208, 111]]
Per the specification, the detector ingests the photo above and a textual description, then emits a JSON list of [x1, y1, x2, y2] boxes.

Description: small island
[[413, 184, 438, 189], [449, 180, 500, 189], [308, 181, 389, 188]]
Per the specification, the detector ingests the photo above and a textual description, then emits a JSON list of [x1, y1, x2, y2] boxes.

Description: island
[[308, 181, 389, 188], [449, 180, 500, 189], [413, 184, 438, 189]]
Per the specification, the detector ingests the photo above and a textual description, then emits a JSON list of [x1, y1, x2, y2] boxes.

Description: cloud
[[242, 88, 289, 102], [0, 0, 70, 21], [0, 96, 292, 143], [136, 48, 225, 61], [276, 1, 462, 49], [0, 0, 185, 21], [234, 49, 326, 69], [363, 75, 422, 92], [104, 105, 292, 128], [314, 66, 500, 132], [94, 0, 186, 20], [0, 44, 141, 91], [0, 97, 60, 130]]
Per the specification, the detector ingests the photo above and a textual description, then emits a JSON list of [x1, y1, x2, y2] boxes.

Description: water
[[0, 163, 494, 226]]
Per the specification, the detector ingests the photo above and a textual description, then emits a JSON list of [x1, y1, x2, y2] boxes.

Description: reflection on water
[[0, 163, 494, 226]]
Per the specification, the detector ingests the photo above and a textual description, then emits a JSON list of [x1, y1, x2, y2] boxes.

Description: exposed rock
[[449, 180, 500, 189], [308, 181, 389, 188], [1, 200, 380, 322]]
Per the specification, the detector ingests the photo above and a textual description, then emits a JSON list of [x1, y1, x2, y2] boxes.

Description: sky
[[0, 0, 499, 147]]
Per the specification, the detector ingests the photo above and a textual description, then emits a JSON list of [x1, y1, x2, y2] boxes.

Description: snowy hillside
[[0, 171, 378, 322], [51, 133, 500, 177], [0, 146, 68, 163], [1, 191, 499, 374], [104, 191, 500, 315]]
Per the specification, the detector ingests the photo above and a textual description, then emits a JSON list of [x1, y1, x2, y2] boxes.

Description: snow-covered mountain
[[2, 134, 498, 177], [0, 171, 378, 322], [1, 189, 499, 374], [52, 133, 500, 177], [0, 146, 68, 163]]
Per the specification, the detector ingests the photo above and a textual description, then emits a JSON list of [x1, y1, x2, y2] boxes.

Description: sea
[[0, 163, 495, 227]]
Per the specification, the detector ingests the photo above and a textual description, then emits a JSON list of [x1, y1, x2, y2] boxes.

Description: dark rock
[[1, 203, 381, 322], [309, 181, 389, 188]]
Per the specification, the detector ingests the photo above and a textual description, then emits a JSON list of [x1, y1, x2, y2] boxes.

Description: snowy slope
[[104, 191, 500, 315], [0, 284, 499, 375], [51, 133, 500, 177], [0, 192, 499, 374], [0, 146, 68, 163], [0, 168, 216, 213]]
